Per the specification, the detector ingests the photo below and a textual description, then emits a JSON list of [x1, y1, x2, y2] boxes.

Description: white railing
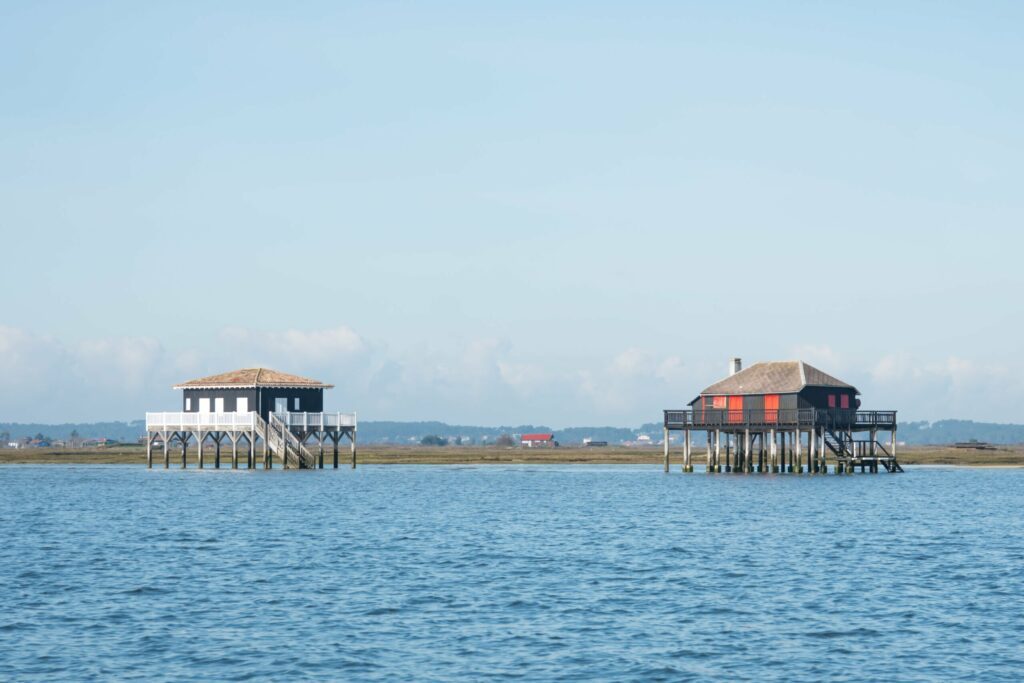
[[145, 411, 356, 431], [145, 412, 257, 430], [273, 412, 357, 430]]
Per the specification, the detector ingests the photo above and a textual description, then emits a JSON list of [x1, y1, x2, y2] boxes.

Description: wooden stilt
[[146, 435, 153, 469], [231, 435, 238, 469], [706, 431, 713, 473], [744, 429, 751, 473], [663, 427, 670, 473], [714, 430, 722, 473], [350, 431, 357, 469], [163, 432, 169, 469]]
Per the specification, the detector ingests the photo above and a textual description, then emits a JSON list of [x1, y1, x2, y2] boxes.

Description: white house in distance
[[521, 433, 558, 448]]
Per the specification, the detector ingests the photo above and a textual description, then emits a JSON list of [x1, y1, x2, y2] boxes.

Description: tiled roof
[[173, 368, 333, 389], [521, 433, 554, 441], [698, 361, 855, 396]]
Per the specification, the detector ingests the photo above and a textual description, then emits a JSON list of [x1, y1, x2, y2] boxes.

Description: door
[[764, 394, 780, 423], [214, 397, 225, 413], [275, 398, 288, 414], [236, 397, 249, 413], [198, 397, 211, 413]]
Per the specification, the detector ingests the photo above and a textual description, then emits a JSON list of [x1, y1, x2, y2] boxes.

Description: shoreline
[[1, 445, 1022, 467]]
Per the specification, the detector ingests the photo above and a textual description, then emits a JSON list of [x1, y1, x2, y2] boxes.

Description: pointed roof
[[173, 368, 333, 390], [698, 361, 856, 396]]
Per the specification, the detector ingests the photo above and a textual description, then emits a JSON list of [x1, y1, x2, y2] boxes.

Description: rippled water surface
[[1, 465, 1022, 681]]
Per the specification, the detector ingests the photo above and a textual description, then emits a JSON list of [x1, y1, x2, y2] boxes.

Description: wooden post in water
[[181, 434, 188, 469], [808, 428, 815, 473], [350, 431, 357, 469], [663, 427, 670, 473], [706, 431, 713, 473], [684, 429, 692, 472], [231, 435, 238, 470], [146, 436, 153, 469], [716, 430, 724, 473], [163, 433, 170, 469], [197, 432, 204, 469], [745, 430, 753, 473]]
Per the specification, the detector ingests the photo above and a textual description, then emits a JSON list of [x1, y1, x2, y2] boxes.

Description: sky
[[1, 2, 1023, 425]]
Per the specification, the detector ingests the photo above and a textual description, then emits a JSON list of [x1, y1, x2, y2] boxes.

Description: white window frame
[[185, 397, 191, 410], [214, 397, 225, 412], [293, 397, 300, 411], [236, 397, 249, 413], [198, 397, 211, 413]]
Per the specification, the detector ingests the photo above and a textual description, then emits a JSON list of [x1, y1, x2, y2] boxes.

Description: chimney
[[729, 358, 742, 376]]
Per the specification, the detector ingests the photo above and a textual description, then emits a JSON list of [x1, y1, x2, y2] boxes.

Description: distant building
[[521, 433, 558, 448], [6, 441, 20, 449], [583, 439, 608, 447]]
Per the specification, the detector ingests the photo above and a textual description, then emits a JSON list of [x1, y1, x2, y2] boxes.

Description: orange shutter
[[728, 395, 743, 423], [764, 394, 779, 423]]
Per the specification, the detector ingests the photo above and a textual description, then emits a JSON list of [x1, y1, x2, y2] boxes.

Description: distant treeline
[[1, 419, 1023, 445]]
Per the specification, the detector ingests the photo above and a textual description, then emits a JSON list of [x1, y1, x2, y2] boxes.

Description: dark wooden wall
[[183, 387, 324, 420]]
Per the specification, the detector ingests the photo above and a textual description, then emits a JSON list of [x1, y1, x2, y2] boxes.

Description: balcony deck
[[663, 409, 897, 431], [146, 411, 357, 432]]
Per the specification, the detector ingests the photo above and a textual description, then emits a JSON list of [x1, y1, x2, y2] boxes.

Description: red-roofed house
[[521, 433, 558, 448]]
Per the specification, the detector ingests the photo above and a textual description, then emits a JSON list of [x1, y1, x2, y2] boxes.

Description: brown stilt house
[[144, 367, 357, 471], [662, 359, 900, 474]]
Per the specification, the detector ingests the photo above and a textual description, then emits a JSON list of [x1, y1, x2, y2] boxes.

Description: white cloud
[[3, 325, 1018, 425]]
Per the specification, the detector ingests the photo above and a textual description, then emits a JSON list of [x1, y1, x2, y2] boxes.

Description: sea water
[[1, 465, 1022, 681]]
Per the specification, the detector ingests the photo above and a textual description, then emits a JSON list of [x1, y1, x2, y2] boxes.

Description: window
[[198, 397, 211, 412], [214, 397, 225, 412], [236, 397, 249, 413], [828, 394, 836, 409], [275, 398, 287, 414], [293, 397, 301, 411], [712, 396, 727, 409], [840, 394, 850, 409], [185, 397, 192, 410]]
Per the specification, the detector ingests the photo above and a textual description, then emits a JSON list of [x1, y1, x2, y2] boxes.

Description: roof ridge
[[798, 361, 807, 386], [255, 368, 263, 383]]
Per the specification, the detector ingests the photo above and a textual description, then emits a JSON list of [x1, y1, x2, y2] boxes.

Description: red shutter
[[764, 395, 779, 423], [840, 394, 850, 409], [828, 394, 836, 408]]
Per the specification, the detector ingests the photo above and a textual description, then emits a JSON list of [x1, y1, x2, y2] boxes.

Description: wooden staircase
[[255, 413, 318, 468]]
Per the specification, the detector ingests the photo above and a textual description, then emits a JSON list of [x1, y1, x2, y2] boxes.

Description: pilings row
[[663, 427, 896, 474], [145, 427, 357, 471]]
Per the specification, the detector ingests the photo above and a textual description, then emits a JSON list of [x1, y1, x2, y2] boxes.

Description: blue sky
[[1, 2, 1022, 424]]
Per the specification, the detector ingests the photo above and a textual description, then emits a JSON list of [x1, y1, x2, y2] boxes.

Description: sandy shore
[[1, 444, 1022, 466]]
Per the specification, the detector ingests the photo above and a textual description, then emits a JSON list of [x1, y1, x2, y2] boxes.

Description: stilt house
[[663, 359, 900, 474], [145, 367, 357, 471]]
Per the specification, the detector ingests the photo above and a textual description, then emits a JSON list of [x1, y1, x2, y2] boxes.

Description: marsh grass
[[1, 444, 1022, 466]]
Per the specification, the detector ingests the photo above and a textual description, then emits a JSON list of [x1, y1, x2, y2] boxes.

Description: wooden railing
[[273, 411, 357, 429], [664, 409, 897, 430], [146, 412, 257, 430]]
